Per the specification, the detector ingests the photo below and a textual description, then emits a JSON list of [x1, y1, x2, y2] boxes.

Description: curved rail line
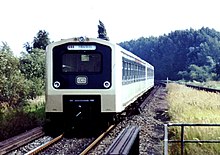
[[185, 84, 220, 93], [139, 84, 163, 111]]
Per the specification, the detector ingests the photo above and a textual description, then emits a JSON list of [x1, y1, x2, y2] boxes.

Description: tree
[[24, 30, 50, 53], [188, 64, 209, 82], [215, 63, 220, 78], [19, 49, 45, 99], [0, 46, 29, 107], [20, 30, 50, 98], [120, 27, 220, 81], [23, 42, 32, 53], [33, 30, 50, 50], [97, 20, 109, 41], [1, 42, 13, 54]]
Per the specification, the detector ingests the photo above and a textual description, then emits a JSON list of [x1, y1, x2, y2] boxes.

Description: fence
[[164, 123, 220, 155]]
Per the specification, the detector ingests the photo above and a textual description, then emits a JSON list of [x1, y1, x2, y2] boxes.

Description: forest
[[120, 27, 220, 81]]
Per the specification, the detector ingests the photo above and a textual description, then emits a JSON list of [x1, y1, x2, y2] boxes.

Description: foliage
[[19, 50, 45, 99], [0, 47, 29, 107], [20, 49, 45, 80], [97, 20, 109, 41], [0, 30, 48, 140], [120, 27, 220, 82], [0, 105, 45, 141], [33, 30, 50, 50], [0, 30, 48, 108], [20, 31, 48, 99], [24, 30, 50, 53]]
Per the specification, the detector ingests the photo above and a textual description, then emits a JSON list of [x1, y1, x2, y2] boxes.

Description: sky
[[1, 0, 220, 56]]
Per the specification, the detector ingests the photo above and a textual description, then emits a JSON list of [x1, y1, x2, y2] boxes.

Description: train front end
[[45, 37, 114, 131]]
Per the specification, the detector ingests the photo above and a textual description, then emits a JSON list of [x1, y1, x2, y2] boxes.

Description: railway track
[[79, 125, 115, 155], [37, 85, 161, 155], [5, 125, 115, 155], [139, 84, 162, 111], [21, 86, 161, 155], [2, 85, 164, 155], [25, 134, 63, 155], [185, 84, 220, 93], [87, 84, 168, 154], [1, 114, 121, 154], [0, 127, 44, 155], [38, 125, 116, 154]]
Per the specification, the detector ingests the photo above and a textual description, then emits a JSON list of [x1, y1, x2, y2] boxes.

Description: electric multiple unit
[[45, 37, 154, 129]]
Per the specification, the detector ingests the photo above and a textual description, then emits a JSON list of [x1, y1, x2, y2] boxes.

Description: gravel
[[88, 85, 169, 155], [7, 136, 53, 155], [8, 86, 169, 155], [40, 137, 94, 154]]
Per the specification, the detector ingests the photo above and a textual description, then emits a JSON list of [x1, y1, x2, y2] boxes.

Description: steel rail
[[139, 85, 161, 110], [80, 125, 115, 155], [186, 84, 220, 93], [0, 127, 44, 155], [25, 134, 63, 155]]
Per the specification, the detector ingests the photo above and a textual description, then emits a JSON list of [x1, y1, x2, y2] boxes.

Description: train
[[45, 36, 154, 133]]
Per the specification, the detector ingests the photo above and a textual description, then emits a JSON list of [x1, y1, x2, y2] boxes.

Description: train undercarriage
[[44, 95, 116, 137]]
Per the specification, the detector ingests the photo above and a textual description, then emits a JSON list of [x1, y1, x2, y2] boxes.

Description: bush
[[0, 51, 30, 107], [0, 108, 43, 141], [19, 49, 46, 98]]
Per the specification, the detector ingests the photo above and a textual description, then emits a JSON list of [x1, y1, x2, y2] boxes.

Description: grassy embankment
[[167, 83, 220, 154], [0, 96, 45, 141]]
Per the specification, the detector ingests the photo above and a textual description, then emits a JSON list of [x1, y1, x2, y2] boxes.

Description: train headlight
[[103, 81, 111, 88], [54, 81, 60, 88], [78, 36, 85, 42]]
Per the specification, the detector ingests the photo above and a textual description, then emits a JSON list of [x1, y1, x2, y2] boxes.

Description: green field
[[167, 83, 220, 154], [0, 96, 45, 141]]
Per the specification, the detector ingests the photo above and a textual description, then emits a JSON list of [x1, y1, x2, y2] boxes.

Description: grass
[[167, 83, 220, 154], [0, 96, 45, 141], [24, 95, 45, 112]]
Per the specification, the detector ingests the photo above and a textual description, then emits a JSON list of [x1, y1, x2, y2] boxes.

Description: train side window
[[134, 64, 137, 80], [125, 62, 128, 80], [138, 65, 140, 80], [147, 67, 154, 79], [128, 63, 130, 80], [131, 63, 134, 81], [122, 60, 125, 80], [141, 66, 143, 79], [129, 63, 130, 80]]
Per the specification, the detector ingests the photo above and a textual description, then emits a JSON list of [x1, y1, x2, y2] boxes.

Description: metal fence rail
[[164, 123, 220, 155]]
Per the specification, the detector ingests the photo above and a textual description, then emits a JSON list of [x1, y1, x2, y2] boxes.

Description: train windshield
[[62, 52, 102, 73]]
